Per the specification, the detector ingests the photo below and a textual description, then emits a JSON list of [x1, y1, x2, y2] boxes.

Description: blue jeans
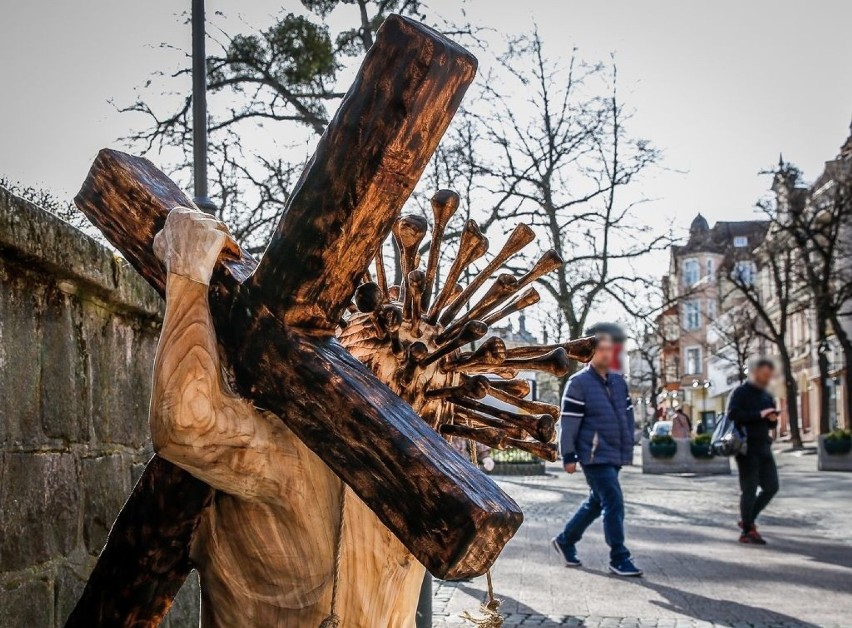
[[556, 464, 630, 563]]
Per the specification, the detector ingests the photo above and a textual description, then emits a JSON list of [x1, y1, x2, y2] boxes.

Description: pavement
[[433, 448, 852, 627]]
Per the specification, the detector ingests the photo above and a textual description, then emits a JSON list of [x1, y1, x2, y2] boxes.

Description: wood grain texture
[[148, 216, 426, 625], [247, 15, 477, 331]]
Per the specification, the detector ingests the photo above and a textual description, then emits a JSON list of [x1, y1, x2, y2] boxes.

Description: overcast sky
[[1, 0, 850, 252]]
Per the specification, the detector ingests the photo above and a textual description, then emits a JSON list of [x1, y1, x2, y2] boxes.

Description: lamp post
[[692, 379, 712, 430], [192, 0, 216, 214]]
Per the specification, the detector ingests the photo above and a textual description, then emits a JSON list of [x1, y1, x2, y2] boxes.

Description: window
[[707, 298, 717, 320], [683, 300, 701, 330], [706, 258, 715, 280], [685, 347, 702, 375], [733, 236, 748, 248], [683, 259, 700, 286], [733, 261, 756, 286]]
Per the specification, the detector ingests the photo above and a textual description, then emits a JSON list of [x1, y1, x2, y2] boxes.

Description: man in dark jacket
[[728, 358, 780, 545], [551, 336, 641, 577]]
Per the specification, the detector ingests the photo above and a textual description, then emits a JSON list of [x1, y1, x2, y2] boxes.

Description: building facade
[[655, 126, 852, 440], [658, 214, 769, 432]]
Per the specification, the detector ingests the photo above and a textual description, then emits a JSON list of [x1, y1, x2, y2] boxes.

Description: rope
[[319, 481, 347, 628], [460, 437, 504, 628]]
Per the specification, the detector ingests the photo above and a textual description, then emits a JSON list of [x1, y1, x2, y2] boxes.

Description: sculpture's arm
[[149, 208, 300, 503]]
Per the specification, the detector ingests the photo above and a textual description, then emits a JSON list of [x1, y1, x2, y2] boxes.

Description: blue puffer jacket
[[559, 366, 635, 467]]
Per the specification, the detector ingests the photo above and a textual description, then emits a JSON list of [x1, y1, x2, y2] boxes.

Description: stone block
[[81, 454, 130, 555], [0, 265, 43, 446], [55, 564, 89, 626], [0, 452, 79, 570], [0, 579, 53, 628], [163, 570, 201, 628], [40, 287, 87, 442], [83, 304, 154, 447]]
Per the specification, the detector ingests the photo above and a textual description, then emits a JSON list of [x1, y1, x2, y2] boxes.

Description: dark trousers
[[557, 464, 630, 563], [736, 449, 779, 529]]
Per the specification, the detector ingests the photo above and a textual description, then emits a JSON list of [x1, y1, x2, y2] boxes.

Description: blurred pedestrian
[[550, 335, 642, 577], [728, 358, 780, 545], [671, 408, 692, 438]]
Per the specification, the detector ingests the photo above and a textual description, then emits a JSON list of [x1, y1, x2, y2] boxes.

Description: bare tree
[[710, 305, 759, 386], [723, 233, 806, 448], [475, 30, 667, 374], [120, 2, 471, 249], [771, 157, 852, 432]]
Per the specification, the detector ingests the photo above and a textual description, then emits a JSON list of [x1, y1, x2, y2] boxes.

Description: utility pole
[[192, 0, 216, 214]]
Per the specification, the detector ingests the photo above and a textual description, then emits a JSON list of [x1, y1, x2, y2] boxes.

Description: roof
[[672, 214, 769, 256]]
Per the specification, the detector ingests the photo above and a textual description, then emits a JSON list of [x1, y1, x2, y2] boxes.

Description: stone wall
[[0, 187, 200, 626]]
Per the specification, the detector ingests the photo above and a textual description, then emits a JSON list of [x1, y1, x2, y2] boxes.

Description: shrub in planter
[[649, 434, 677, 458], [824, 429, 852, 455], [690, 433, 714, 459]]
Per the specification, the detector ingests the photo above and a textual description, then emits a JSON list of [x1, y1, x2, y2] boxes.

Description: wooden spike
[[439, 424, 508, 450], [456, 408, 527, 440], [505, 336, 597, 362], [420, 320, 488, 367], [517, 250, 563, 288], [461, 366, 519, 379], [426, 220, 487, 322], [481, 287, 540, 327], [393, 215, 428, 308], [400, 341, 429, 385], [374, 249, 388, 295], [506, 438, 558, 462], [486, 386, 559, 419], [503, 347, 571, 377], [440, 223, 535, 324], [443, 337, 507, 372], [378, 304, 404, 356], [449, 397, 556, 443], [425, 375, 490, 400], [438, 274, 519, 337], [486, 378, 531, 398], [354, 282, 383, 313], [405, 270, 426, 334], [422, 190, 460, 310]]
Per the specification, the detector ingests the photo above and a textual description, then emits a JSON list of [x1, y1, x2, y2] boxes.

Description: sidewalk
[[433, 449, 852, 627]]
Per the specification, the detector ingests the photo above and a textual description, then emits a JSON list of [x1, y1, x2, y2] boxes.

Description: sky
[[1, 0, 850, 328]]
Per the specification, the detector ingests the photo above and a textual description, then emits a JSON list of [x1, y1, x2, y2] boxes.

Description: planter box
[[641, 438, 731, 475], [818, 435, 852, 472], [486, 461, 546, 476]]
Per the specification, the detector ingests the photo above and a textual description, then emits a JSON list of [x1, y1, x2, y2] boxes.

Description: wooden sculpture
[[64, 14, 596, 628]]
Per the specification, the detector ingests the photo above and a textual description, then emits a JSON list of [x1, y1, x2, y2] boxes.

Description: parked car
[[649, 420, 673, 439]]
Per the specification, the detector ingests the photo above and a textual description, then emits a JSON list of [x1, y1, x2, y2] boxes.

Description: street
[[434, 449, 852, 627]]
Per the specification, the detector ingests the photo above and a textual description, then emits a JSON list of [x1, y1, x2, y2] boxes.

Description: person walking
[[551, 335, 642, 577], [728, 358, 780, 545], [671, 407, 692, 438]]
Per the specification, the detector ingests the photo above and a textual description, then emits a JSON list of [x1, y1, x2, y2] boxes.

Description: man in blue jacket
[[551, 335, 642, 576]]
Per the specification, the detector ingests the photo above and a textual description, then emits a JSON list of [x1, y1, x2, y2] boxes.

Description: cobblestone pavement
[[433, 448, 852, 627]]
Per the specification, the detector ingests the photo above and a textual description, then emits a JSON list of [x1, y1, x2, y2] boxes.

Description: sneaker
[[739, 527, 767, 545], [551, 537, 582, 567], [608, 557, 643, 577]]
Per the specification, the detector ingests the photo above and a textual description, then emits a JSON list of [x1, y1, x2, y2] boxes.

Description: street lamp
[[192, 0, 216, 214]]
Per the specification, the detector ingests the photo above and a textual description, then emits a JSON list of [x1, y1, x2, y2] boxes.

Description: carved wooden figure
[[65, 14, 596, 628]]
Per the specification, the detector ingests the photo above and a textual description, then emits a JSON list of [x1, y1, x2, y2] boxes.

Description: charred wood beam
[[246, 15, 477, 331]]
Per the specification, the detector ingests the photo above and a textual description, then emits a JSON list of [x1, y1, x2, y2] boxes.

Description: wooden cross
[[66, 16, 522, 625]]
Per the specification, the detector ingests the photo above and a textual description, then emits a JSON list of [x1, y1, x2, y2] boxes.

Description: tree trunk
[[816, 314, 832, 435], [780, 350, 803, 449]]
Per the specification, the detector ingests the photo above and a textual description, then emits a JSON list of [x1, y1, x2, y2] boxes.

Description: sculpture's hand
[[153, 207, 239, 285]]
